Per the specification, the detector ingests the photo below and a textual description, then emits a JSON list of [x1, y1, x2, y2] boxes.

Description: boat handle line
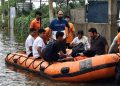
[[26, 58, 40, 69], [18, 56, 30, 65], [32, 60, 45, 69], [6, 54, 16, 61]]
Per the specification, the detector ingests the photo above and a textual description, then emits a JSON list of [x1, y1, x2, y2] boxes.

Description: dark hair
[[65, 15, 70, 19], [88, 28, 97, 33], [35, 11, 42, 16], [56, 31, 64, 39], [38, 29, 45, 34], [57, 10, 63, 14], [77, 30, 84, 36], [118, 27, 120, 32], [29, 28, 36, 33]]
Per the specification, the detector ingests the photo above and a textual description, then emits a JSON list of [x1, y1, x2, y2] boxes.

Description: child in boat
[[32, 29, 46, 58], [25, 28, 37, 57], [42, 31, 73, 62]]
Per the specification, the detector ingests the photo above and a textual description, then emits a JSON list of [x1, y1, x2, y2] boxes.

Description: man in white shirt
[[32, 29, 46, 58], [71, 30, 90, 50], [70, 30, 90, 57], [25, 28, 37, 57]]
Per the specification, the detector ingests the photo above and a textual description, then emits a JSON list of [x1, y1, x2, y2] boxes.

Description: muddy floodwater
[[0, 29, 116, 86]]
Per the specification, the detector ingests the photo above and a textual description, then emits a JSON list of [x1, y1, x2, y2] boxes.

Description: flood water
[[0, 28, 116, 86]]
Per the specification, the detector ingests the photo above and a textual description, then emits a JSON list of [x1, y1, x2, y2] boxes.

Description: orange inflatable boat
[[5, 52, 120, 82]]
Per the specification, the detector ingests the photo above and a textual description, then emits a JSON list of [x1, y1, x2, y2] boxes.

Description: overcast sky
[[26, 0, 49, 9], [0, 0, 49, 9], [0, 0, 62, 7]]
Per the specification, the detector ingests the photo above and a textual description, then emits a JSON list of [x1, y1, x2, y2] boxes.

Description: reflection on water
[[0, 28, 116, 86]]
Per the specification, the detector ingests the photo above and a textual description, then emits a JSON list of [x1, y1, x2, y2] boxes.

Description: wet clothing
[[25, 35, 34, 56], [90, 34, 108, 55], [42, 41, 66, 62], [49, 19, 69, 40]]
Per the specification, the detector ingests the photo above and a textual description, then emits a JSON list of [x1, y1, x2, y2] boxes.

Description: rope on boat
[[6, 54, 16, 61]]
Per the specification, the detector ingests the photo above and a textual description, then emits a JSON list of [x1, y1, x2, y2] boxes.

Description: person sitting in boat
[[88, 28, 109, 55], [25, 28, 37, 57], [108, 27, 120, 54], [42, 31, 73, 62], [115, 26, 120, 85], [70, 30, 90, 57], [32, 29, 46, 59]]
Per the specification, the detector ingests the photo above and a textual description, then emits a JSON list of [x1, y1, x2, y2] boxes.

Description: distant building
[[16, 2, 33, 12]]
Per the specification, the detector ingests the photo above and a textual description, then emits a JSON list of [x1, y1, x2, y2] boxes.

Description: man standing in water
[[30, 11, 42, 39], [30, 11, 42, 31], [49, 10, 69, 40], [65, 15, 75, 49]]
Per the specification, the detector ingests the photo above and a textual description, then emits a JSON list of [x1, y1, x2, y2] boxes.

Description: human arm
[[70, 37, 79, 47], [29, 46, 32, 52], [37, 39, 44, 57], [65, 20, 70, 34], [37, 47, 43, 58], [30, 20, 34, 28], [85, 38, 90, 50], [108, 36, 118, 53], [49, 20, 54, 40], [27, 37, 34, 52]]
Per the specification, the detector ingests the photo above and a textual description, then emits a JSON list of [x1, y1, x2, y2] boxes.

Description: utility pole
[[108, 0, 117, 43], [8, 0, 10, 29], [1, 0, 5, 28], [40, 0, 42, 9], [66, 0, 69, 15], [48, 0, 54, 22], [30, 0, 32, 10]]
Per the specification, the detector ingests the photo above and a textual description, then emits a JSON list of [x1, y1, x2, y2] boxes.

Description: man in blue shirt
[[49, 10, 69, 40]]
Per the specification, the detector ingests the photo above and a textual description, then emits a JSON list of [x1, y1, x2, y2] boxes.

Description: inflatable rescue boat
[[5, 52, 120, 82]]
